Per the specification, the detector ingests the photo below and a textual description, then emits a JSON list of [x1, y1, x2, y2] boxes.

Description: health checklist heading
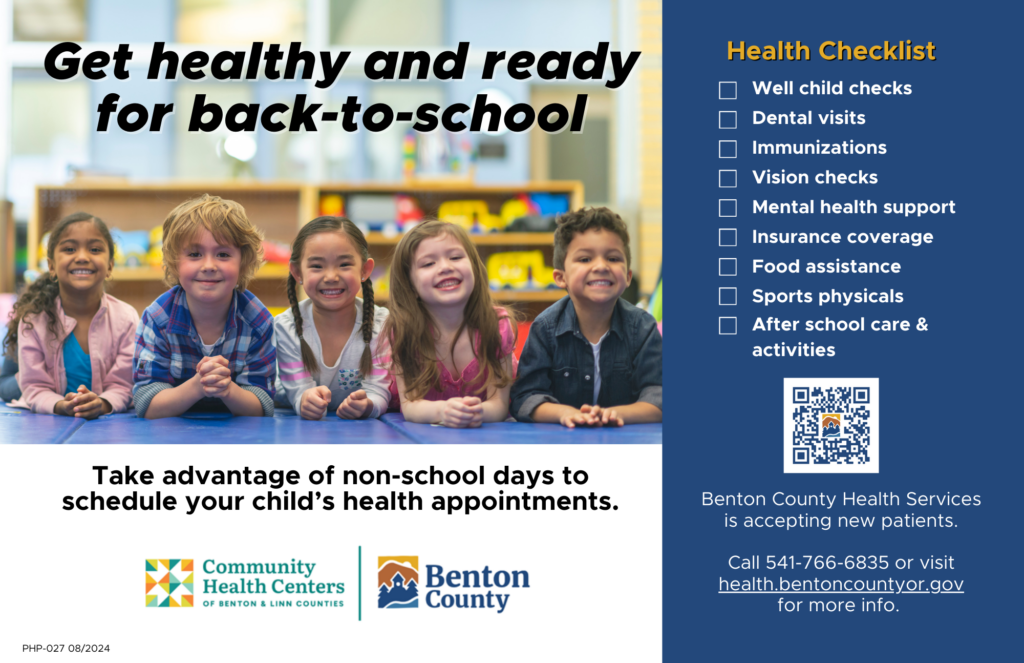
[[727, 41, 937, 61]]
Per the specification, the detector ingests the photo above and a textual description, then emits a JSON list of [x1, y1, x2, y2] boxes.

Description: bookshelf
[[31, 180, 582, 318]]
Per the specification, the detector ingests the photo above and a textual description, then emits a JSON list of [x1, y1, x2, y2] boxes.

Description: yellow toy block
[[438, 200, 506, 233], [500, 198, 531, 225], [147, 226, 163, 268], [487, 251, 556, 290], [320, 194, 344, 217]]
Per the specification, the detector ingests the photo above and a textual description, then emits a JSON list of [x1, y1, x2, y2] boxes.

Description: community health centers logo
[[378, 556, 419, 609], [146, 559, 194, 607]]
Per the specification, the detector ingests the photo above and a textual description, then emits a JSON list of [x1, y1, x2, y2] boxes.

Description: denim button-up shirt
[[510, 296, 662, 422]]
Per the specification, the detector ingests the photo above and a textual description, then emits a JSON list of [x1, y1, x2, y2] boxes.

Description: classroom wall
[[447, 0, 612, 50], [89, 1, 175, 180]]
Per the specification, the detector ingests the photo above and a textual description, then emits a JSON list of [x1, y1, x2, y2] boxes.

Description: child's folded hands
[[197, 355, 232, 399], [440, 396, 483, 428], [57, 385, 112, 419]]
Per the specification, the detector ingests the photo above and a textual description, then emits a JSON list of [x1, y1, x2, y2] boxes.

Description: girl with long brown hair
[[275, 216, 391, 419], [4, 212, 139, 417], [380, 221, 517, 427]]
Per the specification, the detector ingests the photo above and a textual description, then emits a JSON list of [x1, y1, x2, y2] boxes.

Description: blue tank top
[[63, 333, 92, 392]]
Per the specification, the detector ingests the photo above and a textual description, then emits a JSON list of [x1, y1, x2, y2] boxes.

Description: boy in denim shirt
[[511, 208, 662, 427]]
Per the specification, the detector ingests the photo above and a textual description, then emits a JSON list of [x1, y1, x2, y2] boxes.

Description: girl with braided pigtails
[[274, 217, 391, 420]]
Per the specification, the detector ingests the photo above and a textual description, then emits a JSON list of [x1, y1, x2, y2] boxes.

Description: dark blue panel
[[665, 1, 1021, 661]]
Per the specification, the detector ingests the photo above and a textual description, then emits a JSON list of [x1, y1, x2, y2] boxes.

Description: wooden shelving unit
[[365, 231, 554, 246], [31, 181, 317, 265], [32, 181, 314, 313], [333, 181, 580, 319], [375, 289, 563, 304], [31, 180, 581, 318], [107, 263, 291, 282], [317, 180, 584, 212]]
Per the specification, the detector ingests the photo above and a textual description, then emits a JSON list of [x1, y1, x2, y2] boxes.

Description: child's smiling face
[[292, 231, 373, 313], [410, 232, 474, 310], [554, 228, 632, 308], [50, 220, 112, 295], [177, 228, 241, 306]]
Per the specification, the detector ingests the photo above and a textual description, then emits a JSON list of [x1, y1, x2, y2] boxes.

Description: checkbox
[[719, 317, 737, 335], [719, 258, 737, 276], [719, 140, 737, 158], [719, 111, 737, 129], [719, 81, 737, 100], [719, 199, 737, 217], [719, 228, 737, 247], [719, 170, 737, 188], [719, 287, 737, 306]]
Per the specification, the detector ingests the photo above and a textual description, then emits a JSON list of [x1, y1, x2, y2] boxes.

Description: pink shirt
[[13, 294, 139, 414], [385, 311, 518, 406]]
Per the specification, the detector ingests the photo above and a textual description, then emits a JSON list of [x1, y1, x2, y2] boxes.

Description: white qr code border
[[783, 378, 880, 474]]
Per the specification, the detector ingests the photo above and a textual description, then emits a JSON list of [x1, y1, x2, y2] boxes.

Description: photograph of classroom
[[0, 0, 663, 444]]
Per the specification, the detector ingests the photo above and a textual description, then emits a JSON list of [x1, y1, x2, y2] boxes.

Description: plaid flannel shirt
[[132, 285, 276, 417]]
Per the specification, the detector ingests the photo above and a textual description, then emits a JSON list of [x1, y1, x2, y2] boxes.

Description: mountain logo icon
[[378, 556, 419, 609], [821, 414, 842, 438]]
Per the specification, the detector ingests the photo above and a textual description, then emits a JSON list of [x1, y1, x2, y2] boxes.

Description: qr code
[[783, 378, 879, 474]]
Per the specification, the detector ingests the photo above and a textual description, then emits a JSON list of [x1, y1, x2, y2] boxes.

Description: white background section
[[0, 445, 661, 662]]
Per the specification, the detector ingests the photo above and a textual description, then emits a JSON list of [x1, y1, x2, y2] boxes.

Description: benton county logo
[[146, 559, 193, 607], [378, 556, 419, 609], [377, 557, 529, 613], [821, 413, 842, 438]]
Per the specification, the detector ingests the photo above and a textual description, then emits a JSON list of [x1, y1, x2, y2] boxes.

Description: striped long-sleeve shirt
[[273, 298, 391, 419]]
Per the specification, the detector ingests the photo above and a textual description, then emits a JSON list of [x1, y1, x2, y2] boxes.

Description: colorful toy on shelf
[[37, 232, 50, 270], [372, 264, 390, 299], [147, 226, 163, 268], [486, 251, 556, 290], [404, 129, 474, 180], [348, 194, 398, 232], [438, 200, 505, 234], [528, 193, 570, 216], [501, 193, 568, 232], [500, 194, 540, 226], [319, 194, 344, 218], [262, 240, 291, 264], [395, 195, 423, 230], [402, 131, 417, 179], [110, 229, 149, 268]]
